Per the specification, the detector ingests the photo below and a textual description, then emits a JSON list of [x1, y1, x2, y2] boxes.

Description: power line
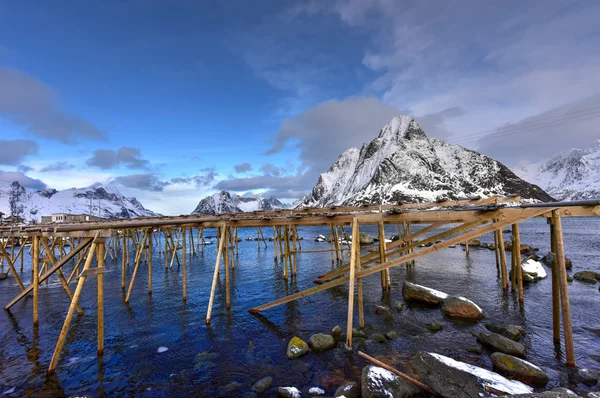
[[448, 109, 600, 146]]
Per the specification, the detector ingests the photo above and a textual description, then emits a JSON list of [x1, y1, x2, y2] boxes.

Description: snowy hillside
[[513, 141, 600, 201], [192, 190, 288, 214], [299, 116, 553, 208], [0, 182, 158, 222]]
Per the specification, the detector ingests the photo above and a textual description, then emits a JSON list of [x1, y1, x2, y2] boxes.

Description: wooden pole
[[148, 229, 153, 295], [273, 226, 278, 261], [329, 224, 335, 265], [182, 228, 187, 302], [225, 227, 230, 309], [510, 225, 517, 292], [206, 225, 226, 324], [356, 221, 364, 329], [48, 239, 98, 374], [497, 227, 508, 291], [121, 231, 126, 290], [125, 231, 148, 303], [552, 210, 575, 367], [358, 351, 438, 396], [494, 229, 500, 275], [33, 235, 39, 327], [378, 221, 388, 289], [292, 225, 298, 276], [514, 223, 524, 304], [97, 241, 105, 356], [346, 217, 358, 348], [549, 218, 560, 344], [465, 239, 470, 256]]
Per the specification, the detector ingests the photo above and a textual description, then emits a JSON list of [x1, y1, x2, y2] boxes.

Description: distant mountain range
[[191, 190, 289, 214], [0, 182, 158, 222], [512, 141, 600, 201], [298, 116, 553, 207]]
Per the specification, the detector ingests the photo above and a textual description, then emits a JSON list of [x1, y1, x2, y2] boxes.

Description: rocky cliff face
[[192, 190, 287, 214], [513, 141, 600, 201], [299, 116, 553, 208], [0, 181, 158, 222]]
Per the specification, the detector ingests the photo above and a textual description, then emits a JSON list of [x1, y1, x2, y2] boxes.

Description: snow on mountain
[[0, 181, 159, 222], [191, 190, 288, 214], [512, 141, 600, 201], [299, 116, 553, 208]]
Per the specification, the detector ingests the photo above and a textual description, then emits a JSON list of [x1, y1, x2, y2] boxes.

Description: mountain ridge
[[191, 190, 288, 214], [299, 116, 553, 208]]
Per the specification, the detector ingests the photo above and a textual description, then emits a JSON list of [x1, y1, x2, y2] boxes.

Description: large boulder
[[412, 352, 532, 398], [521, 260, 547, 282], [278, 387, 302, 398], [541, 252, 572, 270], [441, 296, 483, 320], [490, 353, 549, 387], [484, 323, 526, 341], [309, 333, 335, 352], [573, 270, 600, 283], [575, 368, 599, 386], [477, 332, 526, 358], [361, 365, 426, 398], [402, 282, 448, 305], [286, 336, 309, 359], [252, 376, 273, 393], [359, 232, 375, 245]]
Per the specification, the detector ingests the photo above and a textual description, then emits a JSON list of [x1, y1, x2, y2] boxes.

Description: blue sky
[[1, 0, 599, 214]]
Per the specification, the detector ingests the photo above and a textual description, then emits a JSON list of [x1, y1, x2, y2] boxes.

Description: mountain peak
[[378, 116, 427, 141], [192, 190, 288, 214]]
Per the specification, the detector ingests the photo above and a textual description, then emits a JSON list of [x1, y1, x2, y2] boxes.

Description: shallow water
[[0, 218, 599, 397]]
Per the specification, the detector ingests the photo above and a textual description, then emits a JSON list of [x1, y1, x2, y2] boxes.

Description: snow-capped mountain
[[299, 116, 553, 208], [513, 141, 600, 201], [191, 190, 288, 214], [0, 181, 158, 222]]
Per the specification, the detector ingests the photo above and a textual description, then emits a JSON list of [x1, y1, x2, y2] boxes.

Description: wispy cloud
[[0, 68, 106, 143], [86, 146, 150, 170]]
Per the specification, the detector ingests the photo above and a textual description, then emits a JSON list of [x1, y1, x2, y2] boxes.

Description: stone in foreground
[[278, 386, 302, 398], [485, 323, 526, 341], [334, 381, 360, 398], [573, 270, 600, 283], [361, 365, 426, 398], [402, 281, 448, 305], [287, 336, 309, 359], [490, 352, 549, 387], [412, 352, 532, 398], [441, 296, 483, 320], [252, 376, 273, 393], [309, 333, 336, 352], [0, 272, 8, 280], [477, 332, 527, 358]]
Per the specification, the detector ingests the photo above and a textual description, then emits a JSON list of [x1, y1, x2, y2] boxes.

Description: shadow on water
[[0, 220, 599, 396]]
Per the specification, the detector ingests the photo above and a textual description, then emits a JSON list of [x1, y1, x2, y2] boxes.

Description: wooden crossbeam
[[4, 237, 93, 310], [248, 207, 555, 313]]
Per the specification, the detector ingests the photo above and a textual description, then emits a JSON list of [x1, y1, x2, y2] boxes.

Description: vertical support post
[[552, 210, 575, 367], [121, 232, 126, 290], [356, 220, 364, 329], [510, 225, 517, 292], [182, 228, 187, 302], [148, 229, 153, 295], [329, 224, 335, 265], [497, 225, 509, 291], [494, 229, 500, 275], [206, 225, 226, 324], [549, 218, 560, 344], [225, 227, 230, 309], [514, 223, 524, 304], [292, 225, 298, 276], [273, 226, 278, 261], [33, 235, 39, 327], [465, 239, 470, 256], [97, 240, 105, 356], [378, 221, 387, 289], [346, 217, 358, 348]]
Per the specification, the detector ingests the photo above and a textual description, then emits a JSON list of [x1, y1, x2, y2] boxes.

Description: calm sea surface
[[1, 217, 599, 397]]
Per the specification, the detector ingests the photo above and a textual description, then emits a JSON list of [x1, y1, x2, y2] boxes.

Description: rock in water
[[541, 252, 572, 269], [361, 365, 426, 398], [309, 333, 335, 352], [0, 272, 8, 280], [309, 387, 325, 396], [441, 296, 483, 320], [412, 352, 532, 398], [331, 325, 342, 338], [521, 260, 547, 282], [573, 270, 600, 283], [252, 376, 273, 393], [402, 281, 448, 305], [575, 368, 599, 386], [477, 332, 526, 358], [485, 323, 526, 341], [334, 381, 360, 398], [359, 232, 375, 244], [157, 346, 168, 353], [286, 337, 309, 359], [278, 386, 302, 398], [490, 353, 549, 387]]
